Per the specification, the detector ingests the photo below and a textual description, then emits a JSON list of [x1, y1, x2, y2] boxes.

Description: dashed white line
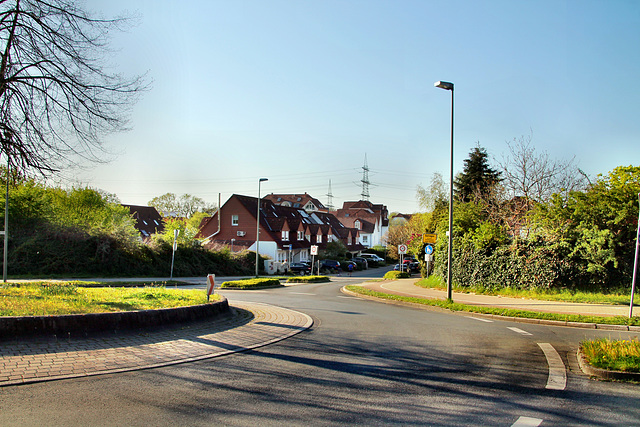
[[507, 327, 532, 336], [538, 342, 567, 390], [512, 416, 543, 426], [466, 316, 493, 323]]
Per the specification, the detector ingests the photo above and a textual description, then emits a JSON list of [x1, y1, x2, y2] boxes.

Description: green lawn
[[0, 282, 214, 316]]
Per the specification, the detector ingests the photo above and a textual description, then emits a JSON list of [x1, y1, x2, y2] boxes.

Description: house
[[196, 194, 364, 264], [263, 193, 327, 213], [334, 200, 389, 248], [122, 205, 164, 240]]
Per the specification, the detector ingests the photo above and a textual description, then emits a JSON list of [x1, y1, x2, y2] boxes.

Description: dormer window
[[297, 231, 304, 240], [354, 220, 361, 230], [282, 230, 289, 241]]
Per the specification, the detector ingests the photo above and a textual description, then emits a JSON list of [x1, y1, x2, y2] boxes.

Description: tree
[[454, 144, 502, 202], [0, 0, 147, 174], [148, 193, 215, 218], [499, 133, 588, 205]]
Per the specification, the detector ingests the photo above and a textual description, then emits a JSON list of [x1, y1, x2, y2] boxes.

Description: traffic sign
[[423, 233, 437, 244], [425, 244, 434, 255], [398, 244, 408, 254], [310, 245, 318, 255]]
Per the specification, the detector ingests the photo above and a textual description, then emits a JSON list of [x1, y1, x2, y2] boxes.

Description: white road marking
[[538, 342, 567, 390], [291, 292, 315, 295], [512, 416, 543, 426], [507, 327, 532, 336], [466, 316, 493, 323]]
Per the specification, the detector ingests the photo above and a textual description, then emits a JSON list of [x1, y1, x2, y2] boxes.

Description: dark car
[[320, 259, 341, 272], [289, 262, 311, 275], [353, 257, 369, 269]]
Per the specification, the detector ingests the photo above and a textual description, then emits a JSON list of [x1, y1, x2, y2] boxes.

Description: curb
[[0, 298, 230, 339], [577, 348, 640, 382], [340, 286, 638, 331]]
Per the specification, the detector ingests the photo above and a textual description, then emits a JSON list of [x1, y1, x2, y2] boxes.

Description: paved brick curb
[[0, 301, 313, 387], [0, 299, 229, 339], [340, 286, 638, 331], [577, 348, 640, 382]]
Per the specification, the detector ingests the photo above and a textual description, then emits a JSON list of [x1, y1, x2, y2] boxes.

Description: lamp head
[[259, 178, 268, 182], [435, 81, 454, 91]]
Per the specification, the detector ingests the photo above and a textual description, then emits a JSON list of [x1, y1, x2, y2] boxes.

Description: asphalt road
[[1, 269, 639, 426]]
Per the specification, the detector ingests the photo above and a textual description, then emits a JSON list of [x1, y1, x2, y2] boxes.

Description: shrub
[[219, 278, 282, 289], [286, 275, 330, 283], [384, 271, 410, 280]]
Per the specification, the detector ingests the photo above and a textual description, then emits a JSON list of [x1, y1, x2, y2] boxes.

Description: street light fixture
[[435, 80, 454, 301], [255, 178, 268, 277]]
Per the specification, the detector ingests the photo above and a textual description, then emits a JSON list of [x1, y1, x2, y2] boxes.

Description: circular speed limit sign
[[398, 244, 408, 254]]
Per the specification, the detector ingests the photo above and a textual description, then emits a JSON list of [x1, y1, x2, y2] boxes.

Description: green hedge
[[286, 275, 330, 283], [384, 271, 410, 280], [219, 278, 283, 289]]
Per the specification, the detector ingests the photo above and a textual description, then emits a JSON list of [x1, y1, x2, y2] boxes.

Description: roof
[[264, 193, 327, 211], [122, 205, 164, 238]]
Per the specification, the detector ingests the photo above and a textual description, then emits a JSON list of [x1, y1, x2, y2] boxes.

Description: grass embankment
[[286, 275, 329, 284], [581, 338, 640, 373], [0, 282, 215, 316], [345, 285, 640, 326], [416, 276, 638, 306], [219, 278, 283, 289]]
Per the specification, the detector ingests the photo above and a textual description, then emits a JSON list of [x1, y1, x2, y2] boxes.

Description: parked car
[[360, 253, 385, 263], [353, 257, 368, 269], [289, 262, 311, 275], [320, 259, 341, 272]]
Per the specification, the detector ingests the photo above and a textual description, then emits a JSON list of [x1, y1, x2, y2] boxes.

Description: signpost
[[398, 244, 408, 272], [424, 244, 434, 278], [423, 233, 437, 244], [310, 245, 318, 275], [206, 274, 215, 302]]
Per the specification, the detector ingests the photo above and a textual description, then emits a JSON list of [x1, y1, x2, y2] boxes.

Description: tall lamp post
[[435, 80, 454, 301], [255, 178, 268, 277]]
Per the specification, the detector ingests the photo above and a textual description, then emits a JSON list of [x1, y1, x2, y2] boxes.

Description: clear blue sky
[[74, 0, 640, 214]]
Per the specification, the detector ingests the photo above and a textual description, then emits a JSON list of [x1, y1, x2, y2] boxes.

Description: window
[[232, 215, 239, 226], [297, 231, 304, 240], [362, 235, 368, 243], [354, 220, 361, 230], [317, 235, 322, 243], [282, 230, 289, 241]]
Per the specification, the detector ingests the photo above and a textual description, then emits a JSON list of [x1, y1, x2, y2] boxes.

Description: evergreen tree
[[454, 144, 502, 202]]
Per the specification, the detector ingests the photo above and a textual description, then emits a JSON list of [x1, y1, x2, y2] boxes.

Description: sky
[[67, 0, 640, 214]]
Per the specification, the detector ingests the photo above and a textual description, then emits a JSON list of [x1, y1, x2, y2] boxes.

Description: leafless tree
[[499, 132, 587, 205], [0, 0, 148, 174]]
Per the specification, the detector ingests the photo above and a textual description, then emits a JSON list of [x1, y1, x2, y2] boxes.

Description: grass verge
[[416, 276, 637, 306], [0, 282, 216, 316], [581, 338, 640, 373], [345, 285, 640, 326]]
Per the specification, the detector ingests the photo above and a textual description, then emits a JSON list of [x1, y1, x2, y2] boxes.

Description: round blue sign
[[425, 244, 434, 255]]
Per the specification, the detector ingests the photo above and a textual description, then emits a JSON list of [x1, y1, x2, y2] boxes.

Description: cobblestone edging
[[577, 348, 640, 382], [0, 298, 229, 339]]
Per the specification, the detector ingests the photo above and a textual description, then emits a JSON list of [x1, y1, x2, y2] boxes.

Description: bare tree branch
[[0, 0, 148, 175]]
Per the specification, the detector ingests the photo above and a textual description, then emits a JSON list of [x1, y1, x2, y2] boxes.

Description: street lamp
[[255, 178, 268, 277], [435, 80, 454, 301]]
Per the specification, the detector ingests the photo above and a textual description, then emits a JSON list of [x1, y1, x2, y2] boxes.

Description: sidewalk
[[0, 301, 313, 387], [359, 279, 637, 321]]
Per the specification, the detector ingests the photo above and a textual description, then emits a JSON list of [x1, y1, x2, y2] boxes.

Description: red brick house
[[196, 194, 364, 263]]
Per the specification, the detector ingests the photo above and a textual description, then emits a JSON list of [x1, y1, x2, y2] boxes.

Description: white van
[[359, 253, 385, 262]]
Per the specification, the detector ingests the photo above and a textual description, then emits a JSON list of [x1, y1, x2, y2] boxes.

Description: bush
[[384, 271, 410, 280], [286, 275, 330, 283], [219, 278, 283, 289]]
